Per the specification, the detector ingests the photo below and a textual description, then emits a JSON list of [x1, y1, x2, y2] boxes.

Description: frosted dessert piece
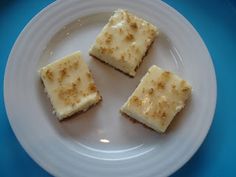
[[89, 9, 158, 76], [40, 51, 101, 120], [121, 65, 192, 132]]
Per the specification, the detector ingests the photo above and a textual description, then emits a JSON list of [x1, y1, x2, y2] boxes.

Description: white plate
[[4, 1, 217, 177]]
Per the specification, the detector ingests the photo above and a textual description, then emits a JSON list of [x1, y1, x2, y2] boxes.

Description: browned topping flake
[[100, 47, 106, 54], [125, 33, 134, 41], [45, 69, 54, 81], [158, 98, 169, 109], [148, 88, 154, 95], [104, 32, 113, 44], [180, 80, 191, 93], [61, 60, 69, 66], [161, 112, 167, 119], [149, 28, 156, 37], [171, 84, 179, 95], [105, 34, 113, 44], [150, 109, 167, 122], [100, 47, 114, 54], [76, 77, 81, 83], [60, 68, 67, 77], [157, 82, 165, 90], [57, 84, 79, 105], [88, 83, 97, 93], [130, 22, 138, 30], [57, 75, 97, 106], [182, 86, 190, 93], [132, 96, 138, 102], [72, 83, 76, 89], [119, 28, 123, 34], [130, 96, 142, 106], [59, 68, 68, 82], [58, 60, 79, 73], [161, 71, 171, 79]]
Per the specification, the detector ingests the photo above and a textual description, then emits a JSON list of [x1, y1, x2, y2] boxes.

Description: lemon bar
[[89, 9, 158, 76], [40, 51, 101, 120], [121, 65, 192, 132]]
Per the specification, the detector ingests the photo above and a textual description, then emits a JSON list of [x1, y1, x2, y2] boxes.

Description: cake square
[[89, 9, 158, 77], [121, 65, 192, 132], [40, 51, 101, 120]]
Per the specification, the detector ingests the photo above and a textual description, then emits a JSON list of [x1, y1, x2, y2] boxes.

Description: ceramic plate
[[4, 1, 217, 176]]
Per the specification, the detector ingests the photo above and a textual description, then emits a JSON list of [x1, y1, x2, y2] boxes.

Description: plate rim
[[4, 1, 217, 177]]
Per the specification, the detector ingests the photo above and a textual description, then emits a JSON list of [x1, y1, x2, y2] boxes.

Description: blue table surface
[[1, 0, 236, 176]]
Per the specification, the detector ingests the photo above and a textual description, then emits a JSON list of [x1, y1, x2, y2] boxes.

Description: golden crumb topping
[[157, 81, 165, 90], [59, 68, 68, 83], [161, 71, 171, 79], [105, 33, 113, 44], [76, 77, 81, 83], [88, 83, 97, 93], [130, 96, 142, 106], [182, 87, 191, 93], [119, 28, 123, 34], [57, 84, 80, 105], [130, 22, 138, 30], [100, 47, 114, 54], [180, 80, 191, 94], [125, 33, 134, 41], [44, 69, 54, 81], [148, 88, 154, 95]]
